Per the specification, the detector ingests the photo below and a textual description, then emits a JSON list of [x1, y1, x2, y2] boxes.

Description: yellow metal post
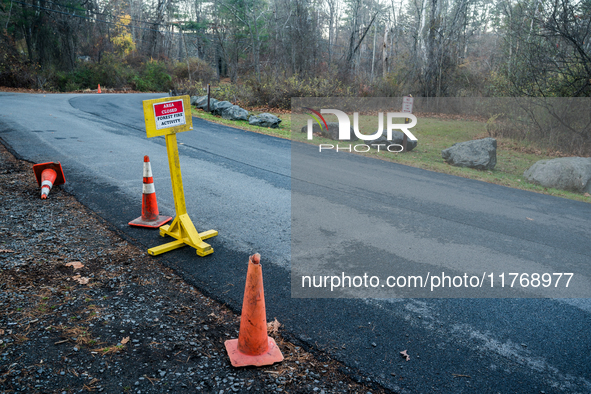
[[147, 133, 218, 256], [143, 95, 217, 257], [166, 133, 187, 215]]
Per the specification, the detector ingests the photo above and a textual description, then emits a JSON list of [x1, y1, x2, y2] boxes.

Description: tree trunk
[[20, 9, 33, 63], [328, 0, 335, 65], [345, 0, 361, 74], [425, 0, 441, 96], [151, 0, 170, 58], [417, 0, 429, 75], [371, 22, 377, 80], [382, 25, 389, 78], [250, 7, 261, 83]]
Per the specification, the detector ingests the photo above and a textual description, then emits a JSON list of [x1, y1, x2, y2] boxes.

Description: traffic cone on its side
[[97, 84, 101, 94], [128, 156, 172, 228], [33, 162, 66, 199], [225, 253, 284, 367]]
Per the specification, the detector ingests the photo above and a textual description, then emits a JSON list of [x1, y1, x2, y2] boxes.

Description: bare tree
[[220, 0, 266, 82], [150, 0, 172, 57]]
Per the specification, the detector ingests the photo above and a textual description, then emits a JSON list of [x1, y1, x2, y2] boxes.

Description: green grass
[[191, 108, 291, 138], [192, 109, 590, 203]]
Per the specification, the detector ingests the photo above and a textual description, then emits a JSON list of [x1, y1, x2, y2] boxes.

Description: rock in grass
[[211, 100, 233, 116], [194, 96, 218, 111], [524, 157, 591, 193], [192, 95, 207, 107], [248, 113, 282, 128], [372, 130, 417, 151], [441, 138, 497, 170], [299, 122, 358, 141], [222, 105, 249, 121]]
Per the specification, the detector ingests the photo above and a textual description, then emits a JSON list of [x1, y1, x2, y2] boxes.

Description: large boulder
[[190, 95, 201, 105], [249, 113, 282, 128], [222, 105, 249, 121], [371, 130, 417, 151], [299, 122, 359, 141], [524, 157, 591, 193], [194, 96, 218, 111], [211, 100, 234, 116], [441, 138, 497, 170]]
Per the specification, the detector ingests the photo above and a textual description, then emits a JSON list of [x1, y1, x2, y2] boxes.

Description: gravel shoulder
[[0, 141, 387, 393]]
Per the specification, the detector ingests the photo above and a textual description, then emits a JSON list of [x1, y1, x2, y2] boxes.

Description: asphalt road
[[1, 92, 590, 393]]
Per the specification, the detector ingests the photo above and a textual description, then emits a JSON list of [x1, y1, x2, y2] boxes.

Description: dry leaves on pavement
[[72, 275, 89, 284], [267, 318, 281, 334], [400, 350, 410, 361], [65, 261, 84, 270]]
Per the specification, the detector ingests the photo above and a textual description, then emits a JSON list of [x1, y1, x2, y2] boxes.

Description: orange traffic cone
[[129, 156, 172, 228], [97, 84, 101, 94], [32, 162, 66, 199], [225, 253, 284, 367]]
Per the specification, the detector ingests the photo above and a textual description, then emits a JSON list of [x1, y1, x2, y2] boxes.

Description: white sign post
[[402, 96, 414, 114], [401, 96, 414, 151]]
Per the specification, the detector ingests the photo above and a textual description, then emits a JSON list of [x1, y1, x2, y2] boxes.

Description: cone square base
[[224, 337, 284, 367], [33, 162, 65, 186], [128, 215, 172, 228]]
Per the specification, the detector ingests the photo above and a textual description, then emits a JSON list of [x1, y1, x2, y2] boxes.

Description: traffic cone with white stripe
[[225, 253, 284, 367], [33, 162, 66, 199], [129, 156, 172, 228]]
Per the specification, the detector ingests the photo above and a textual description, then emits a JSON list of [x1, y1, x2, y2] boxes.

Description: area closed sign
[[154, 99, 185, 130], [142, 95, 192, 138], [402, 96, 413, 113]]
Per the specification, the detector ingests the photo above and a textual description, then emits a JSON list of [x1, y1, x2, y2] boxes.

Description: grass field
[[192, 108, 590, 203], [191, 108, 292, 138]]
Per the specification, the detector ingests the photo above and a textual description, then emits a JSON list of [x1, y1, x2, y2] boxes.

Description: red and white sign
[[153, 99, 186, 130], [402, 96, 414, 113]]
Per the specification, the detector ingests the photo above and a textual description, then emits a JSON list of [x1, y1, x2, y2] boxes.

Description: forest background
[[0, 0, 590, 153]]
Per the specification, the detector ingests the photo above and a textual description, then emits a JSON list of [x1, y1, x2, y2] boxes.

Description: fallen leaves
[[65, 261, 84, 270], [267, 318, 281, 335], [400, 350, 410, 361], [585, 193, 590, 197], [0, 249, 15, 253], [92, 345, 124, 355], [92, 338, 128, 354], [72, 275, 89, 285], [83, 378, 101, 392]]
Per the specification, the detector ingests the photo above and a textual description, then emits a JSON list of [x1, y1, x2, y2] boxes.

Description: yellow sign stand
[[142, 95, 218, 257]]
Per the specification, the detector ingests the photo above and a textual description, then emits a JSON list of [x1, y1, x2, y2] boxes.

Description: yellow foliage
[[111, 14, 136, 56], [112, 31, 135, 56], [119, 14, 132, 26]]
